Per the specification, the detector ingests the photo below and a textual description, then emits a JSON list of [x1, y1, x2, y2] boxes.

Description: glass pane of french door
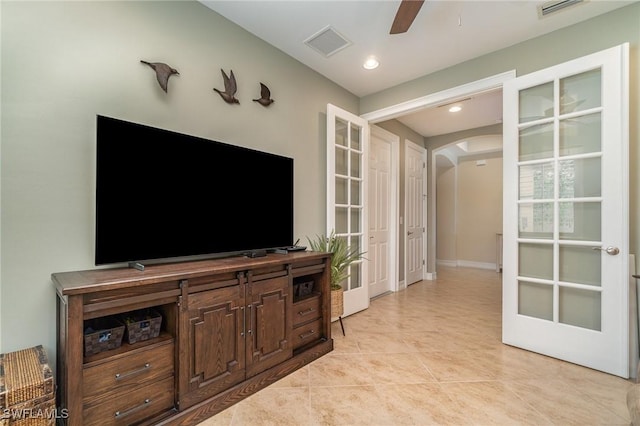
[[327, 104, 369, 317], [516, 68, 604, 331], [503, 43, 629, 378], [333, 119, 364, 291]]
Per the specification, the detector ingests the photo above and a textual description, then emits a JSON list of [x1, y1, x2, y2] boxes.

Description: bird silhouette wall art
[[213, 69, 239, 104], [140, 60, 179, 93], [253, 83, 274, 107]]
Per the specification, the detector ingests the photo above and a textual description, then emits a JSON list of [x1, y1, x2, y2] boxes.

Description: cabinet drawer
[[83, 375, 174, 426], [83, 340, 174, 402], [293, 295, 321, 327], [293, 318, 322, 349]]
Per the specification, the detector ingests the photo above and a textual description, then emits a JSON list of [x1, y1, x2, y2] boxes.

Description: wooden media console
[[53, 251, 332, 425]]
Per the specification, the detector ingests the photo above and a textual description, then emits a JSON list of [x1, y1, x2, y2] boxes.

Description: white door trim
[[361, 71, 516, 123], [362, 70, 516, 276], [370, 125, 400, 293]]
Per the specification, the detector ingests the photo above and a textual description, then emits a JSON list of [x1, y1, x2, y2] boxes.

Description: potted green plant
[[307, 231, 365, 331]]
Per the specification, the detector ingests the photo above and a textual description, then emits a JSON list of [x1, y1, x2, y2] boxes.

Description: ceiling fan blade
[[390, 0, 425, 34]]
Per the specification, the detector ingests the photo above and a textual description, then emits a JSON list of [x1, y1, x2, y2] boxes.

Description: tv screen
[[95, 115, 294, 265]]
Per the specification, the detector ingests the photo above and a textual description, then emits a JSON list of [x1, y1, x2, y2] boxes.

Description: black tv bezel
[[94, 115, 294, 266]]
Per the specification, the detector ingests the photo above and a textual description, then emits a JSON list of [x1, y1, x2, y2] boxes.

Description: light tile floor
[[198, 266, 634, 425]]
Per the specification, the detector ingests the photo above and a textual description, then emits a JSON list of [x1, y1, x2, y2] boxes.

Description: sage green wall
[[362, 3, 640, 274], [436, 164, 456, 263], [456, 156, 503, 266], [1, 1, 358, 365]]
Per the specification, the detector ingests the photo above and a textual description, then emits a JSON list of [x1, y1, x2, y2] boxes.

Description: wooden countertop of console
[[52, 252, 330, 296]]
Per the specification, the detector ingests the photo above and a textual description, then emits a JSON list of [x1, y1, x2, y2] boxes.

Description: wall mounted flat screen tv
[[95, 115, 294, 265]]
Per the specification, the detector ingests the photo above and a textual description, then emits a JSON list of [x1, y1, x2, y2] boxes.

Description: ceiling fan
[[390, 0, 425, 34]]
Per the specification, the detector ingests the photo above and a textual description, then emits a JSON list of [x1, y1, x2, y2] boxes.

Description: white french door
[[405, 140, 426, 285], [327, 104, 369, 317], [503, 44, 629, 377]]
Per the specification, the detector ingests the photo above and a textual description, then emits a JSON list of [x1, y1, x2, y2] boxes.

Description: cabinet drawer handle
[[240, 306, 245, 337], [297, 308, 316, 316], [114, 398, 151, 418], [115, 363, 151, 380], [299, 330, 315, 340]]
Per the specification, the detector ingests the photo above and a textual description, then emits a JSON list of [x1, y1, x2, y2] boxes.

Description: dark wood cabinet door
[[183, 284, 246, 408], [245, 276, 292, 377]]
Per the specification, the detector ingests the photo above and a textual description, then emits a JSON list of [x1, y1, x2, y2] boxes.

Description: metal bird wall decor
[[253, 83, 274, 107], [140, 60, 179, 93], [213, 69, 239, 104]]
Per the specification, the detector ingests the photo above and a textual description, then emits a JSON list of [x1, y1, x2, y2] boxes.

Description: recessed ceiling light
[[449, 105, 462, 113], [363, 56, 379, 70]]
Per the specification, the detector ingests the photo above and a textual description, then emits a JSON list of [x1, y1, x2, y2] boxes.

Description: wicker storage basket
[[83, 317, 125, 356], [0, 345, 56, 426], [121, 309, 162, 344], [330, 288, 344, 317], [294, 280, 315, 299]]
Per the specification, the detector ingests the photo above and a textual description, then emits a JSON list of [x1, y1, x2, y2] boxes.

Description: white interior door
[[368, 126, 398, 298], [327, 104, 369, 317], [405, 140, 426, 285], [502, 44, 629, 377]]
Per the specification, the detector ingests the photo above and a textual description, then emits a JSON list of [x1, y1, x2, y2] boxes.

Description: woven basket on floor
[[0, 345, 55, 426], [331, 288, 344, 317]]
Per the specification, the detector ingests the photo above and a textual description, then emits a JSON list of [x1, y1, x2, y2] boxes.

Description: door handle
[[408, 231, 413, 235], [592, 246, 620, 256]]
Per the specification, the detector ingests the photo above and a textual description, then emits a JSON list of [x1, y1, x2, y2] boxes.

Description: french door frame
[[362, 71, 516, 277]]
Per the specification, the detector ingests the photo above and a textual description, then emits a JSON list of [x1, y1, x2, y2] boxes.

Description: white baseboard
[[457, 260, 497, 270], [436, 259, 497, 271]]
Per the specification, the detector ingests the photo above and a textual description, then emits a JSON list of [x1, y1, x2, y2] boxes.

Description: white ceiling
[[200, 0, 634, 138]]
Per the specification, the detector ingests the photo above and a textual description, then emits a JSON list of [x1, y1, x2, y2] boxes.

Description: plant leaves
[[306, 230, 366, 289]]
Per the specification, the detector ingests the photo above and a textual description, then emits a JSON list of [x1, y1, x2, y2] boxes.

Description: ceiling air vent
[[538, 0, 584, 17], [304, 26, 352, 57]]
